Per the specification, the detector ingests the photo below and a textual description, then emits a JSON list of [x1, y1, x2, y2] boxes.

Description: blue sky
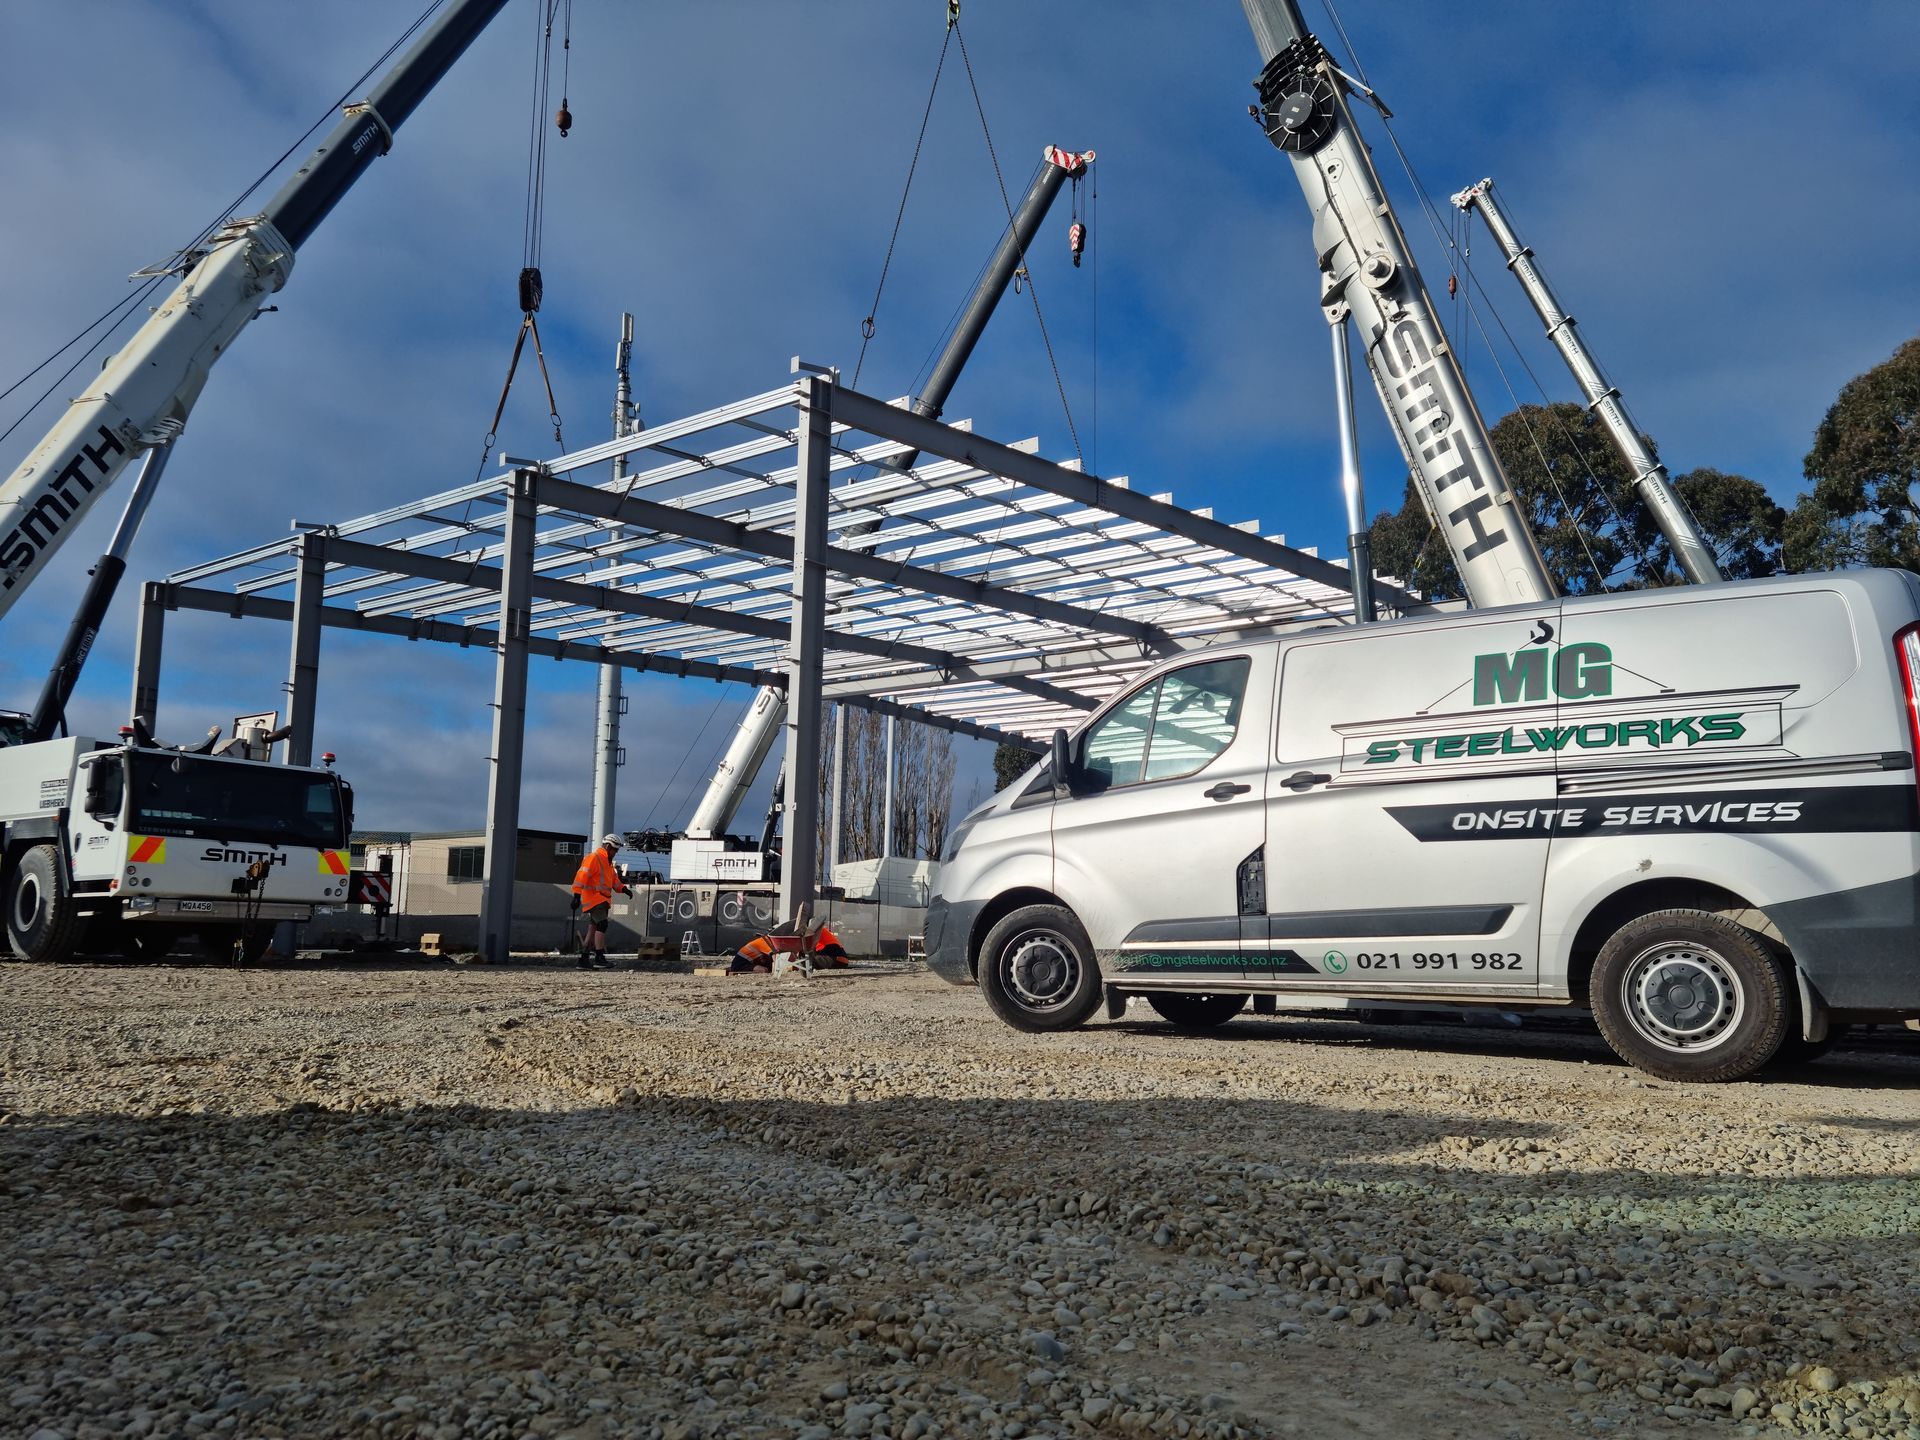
[[3, 0, 1917, 839]]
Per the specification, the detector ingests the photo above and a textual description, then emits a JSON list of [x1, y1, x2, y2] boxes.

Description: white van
[[928, 570, 1920, 1081]]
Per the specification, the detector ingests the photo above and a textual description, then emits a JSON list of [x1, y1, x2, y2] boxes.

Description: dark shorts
[[585, 902, 610, 925]]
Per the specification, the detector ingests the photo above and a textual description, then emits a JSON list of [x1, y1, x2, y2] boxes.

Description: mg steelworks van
[[927, 570, 1920, 1081]]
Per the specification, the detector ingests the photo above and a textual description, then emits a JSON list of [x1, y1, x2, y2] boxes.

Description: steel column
[[284, 531, 327, 765], [882, 714, 896, 859], [480, 469, 537, 964], [779, 379, 831, 923], [130, 581, 166, 727], [590, 312, 638, 845], [827, 703, 845, 877]]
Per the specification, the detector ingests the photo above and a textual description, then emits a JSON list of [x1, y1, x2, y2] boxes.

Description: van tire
[[1147, 992, 1248, 1029], [977, 904, 1102, 1032], [6, 844, 86, 963], [1590, 909, 1790, 1082]]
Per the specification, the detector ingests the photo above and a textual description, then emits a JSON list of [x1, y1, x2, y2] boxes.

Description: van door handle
[[1204, 781, 1252, 801], [1282, 770, 1331, 792]]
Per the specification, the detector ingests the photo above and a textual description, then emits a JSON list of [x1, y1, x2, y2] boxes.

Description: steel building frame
[[143, 368, 1422, 959]]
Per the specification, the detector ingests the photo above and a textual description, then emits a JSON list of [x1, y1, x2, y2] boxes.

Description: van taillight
[[1895, 622, 1920, 769]]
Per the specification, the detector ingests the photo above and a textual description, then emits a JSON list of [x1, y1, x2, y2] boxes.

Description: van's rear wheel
[[1147, 992, 1248, 1029], [6, 844, 86, 963], [977, 904, 1102, 1033], [1590, 909, 1789, 1082]]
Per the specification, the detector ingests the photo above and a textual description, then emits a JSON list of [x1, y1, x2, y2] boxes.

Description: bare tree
[[809, 704, 956, 880]]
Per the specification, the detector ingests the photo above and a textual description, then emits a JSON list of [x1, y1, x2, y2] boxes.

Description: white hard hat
[[601, 834, 622, 849]]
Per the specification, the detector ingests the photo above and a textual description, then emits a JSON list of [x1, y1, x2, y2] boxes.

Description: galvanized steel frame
[[158, 373, 1411, 953]]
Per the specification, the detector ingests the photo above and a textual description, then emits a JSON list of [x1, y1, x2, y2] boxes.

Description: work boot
[[591, 951, 611, 969]]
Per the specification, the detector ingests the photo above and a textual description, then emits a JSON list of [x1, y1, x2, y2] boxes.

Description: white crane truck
[[0, 0, 510, 962], [0, 723, 354, 962]]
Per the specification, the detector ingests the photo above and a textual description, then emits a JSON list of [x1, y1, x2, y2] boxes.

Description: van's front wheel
[[977, 904, 1102, 1033], [1590, 909, 1790, 1082]]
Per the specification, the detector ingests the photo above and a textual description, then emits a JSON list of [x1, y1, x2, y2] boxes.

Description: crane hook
[[1069, 221, 1086, 268], [556, 99, 572, 137]]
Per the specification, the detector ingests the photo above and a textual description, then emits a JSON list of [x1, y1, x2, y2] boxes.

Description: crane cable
[[952, 19, 1083, 469], [470, 0, 573, 488], [850, 17, 954, 393]]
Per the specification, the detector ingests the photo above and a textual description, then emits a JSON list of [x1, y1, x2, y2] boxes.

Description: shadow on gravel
[[1106, 1014, 1920, 1089], [4, 1093, 1917, 1434]]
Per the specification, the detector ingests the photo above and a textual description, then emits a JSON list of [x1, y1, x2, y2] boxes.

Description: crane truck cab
[[929, 569, 1920, 1082], [0, 730, 353, 963]]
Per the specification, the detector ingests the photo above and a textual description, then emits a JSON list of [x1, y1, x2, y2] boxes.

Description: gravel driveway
[[2, 961, 1917, 1439]]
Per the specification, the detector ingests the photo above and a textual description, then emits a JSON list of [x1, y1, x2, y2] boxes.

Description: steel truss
[[148, 370, 1419, 956]]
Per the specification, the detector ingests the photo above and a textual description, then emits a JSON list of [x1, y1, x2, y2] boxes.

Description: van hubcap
[[1624, 944, 1743, 1053], [1002, 928, 1081, 1011], [12, 873, 44, 934]]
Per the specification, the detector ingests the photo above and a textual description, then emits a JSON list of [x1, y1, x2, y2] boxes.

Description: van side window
[[1146, 659, 1248, 780], [1079, 657, 1250, 792]]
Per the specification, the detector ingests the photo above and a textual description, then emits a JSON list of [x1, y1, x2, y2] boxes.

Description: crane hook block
[[1069, 222, 1086, 268], [519, 267, 544, 315], [555, 100, 572, 138]]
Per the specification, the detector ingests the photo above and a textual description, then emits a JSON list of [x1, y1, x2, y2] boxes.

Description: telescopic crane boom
[[674, 146, 1095, 868], [1239, 0, 1557, 609], [0, 0, 512, 643], [1450, 178, 1722, 585]]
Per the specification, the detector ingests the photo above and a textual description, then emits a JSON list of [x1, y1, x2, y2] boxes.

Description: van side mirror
[[1049, 729, 1072, 793]]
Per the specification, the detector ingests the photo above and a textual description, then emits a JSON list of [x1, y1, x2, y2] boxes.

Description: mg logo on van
[[1473, 642, 1612, 706]]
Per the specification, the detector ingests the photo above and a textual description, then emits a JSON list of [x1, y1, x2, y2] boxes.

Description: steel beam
[[825, 384, 1431, 614], [284, 531, 326, 766], [130, 581, 166, 728], [530, 470, 1174, 649], [157, 583, 783, 688], [480, 470, 536, 965], [317, 535, 1099, 711], [780, 378, 830, 924]]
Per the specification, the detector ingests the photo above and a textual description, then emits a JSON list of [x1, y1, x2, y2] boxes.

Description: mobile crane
[[656, 145, 1096, 883], [0, 0, 511, 963], [1239, 0, 1559, 609]]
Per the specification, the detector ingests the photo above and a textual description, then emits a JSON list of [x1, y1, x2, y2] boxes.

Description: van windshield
[[127, 753, 345, 849]]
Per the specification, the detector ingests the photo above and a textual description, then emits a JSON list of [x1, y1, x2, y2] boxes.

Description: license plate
[[178, 900, 215, 914]]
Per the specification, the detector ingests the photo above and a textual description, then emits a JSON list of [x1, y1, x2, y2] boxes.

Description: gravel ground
[[2, 960, 1918, 1440]]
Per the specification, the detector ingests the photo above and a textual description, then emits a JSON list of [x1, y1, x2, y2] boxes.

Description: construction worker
[[570, 835, 631, 969], [813, 921, 850, 968]]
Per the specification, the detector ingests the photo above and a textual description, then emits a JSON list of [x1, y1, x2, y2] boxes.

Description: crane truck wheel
[[5, 843, 86, 963], [1146, 992, 1248, 1029], [977, 904, 1103, 1032], [1589, 908, 1791, 1082]]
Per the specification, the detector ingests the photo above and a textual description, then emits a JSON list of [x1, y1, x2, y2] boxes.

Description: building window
[[554, 840, 583, 857], [447, 846, 484, 881]]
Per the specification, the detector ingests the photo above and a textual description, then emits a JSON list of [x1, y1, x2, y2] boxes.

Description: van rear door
[[1257, 609, 1563, 994]]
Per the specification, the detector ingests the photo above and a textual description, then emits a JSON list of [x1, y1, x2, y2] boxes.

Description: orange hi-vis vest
[[572, 849, 619, 909]]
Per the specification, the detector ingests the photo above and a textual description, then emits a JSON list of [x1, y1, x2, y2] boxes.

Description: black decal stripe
[[1388, 784, 1919, 841], [1265, 904, 1512, 938]]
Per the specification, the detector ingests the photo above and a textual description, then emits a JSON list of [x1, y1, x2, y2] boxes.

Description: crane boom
[[0, 0, 511, 624], [1239, 0, 1557, 609], [678, 146, 1095, 856], [1451, 178, 1722, 585]]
